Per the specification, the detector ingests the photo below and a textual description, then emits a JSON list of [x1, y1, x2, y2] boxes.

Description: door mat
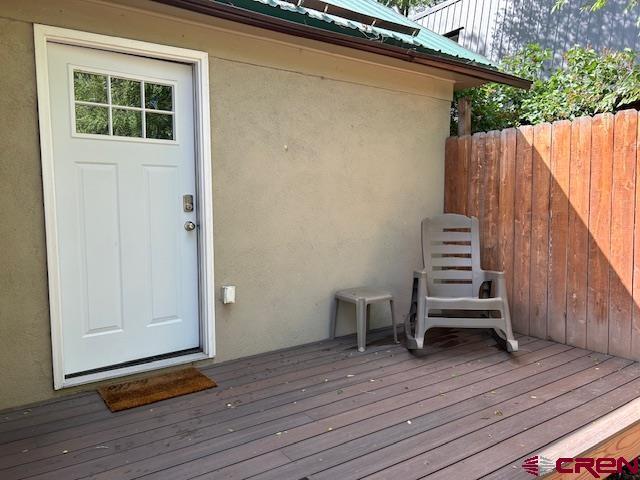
[[98, 367, 216, 412]]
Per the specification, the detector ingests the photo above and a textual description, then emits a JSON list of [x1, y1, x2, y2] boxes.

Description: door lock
[[184, 221, 196, 231], [183, 194, 194, 212]]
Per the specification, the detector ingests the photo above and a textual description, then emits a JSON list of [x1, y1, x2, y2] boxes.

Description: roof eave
[[153, 0, 532, 90]]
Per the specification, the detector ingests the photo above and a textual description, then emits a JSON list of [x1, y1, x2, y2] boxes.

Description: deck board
[[1, 328, 638, 480], [304, 356, 626, 480]]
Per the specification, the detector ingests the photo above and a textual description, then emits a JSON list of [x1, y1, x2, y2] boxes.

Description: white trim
[[34, 24, 215, 390]]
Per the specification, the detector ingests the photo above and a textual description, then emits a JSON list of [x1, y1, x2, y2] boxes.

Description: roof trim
[[153, 0, 531, 89]]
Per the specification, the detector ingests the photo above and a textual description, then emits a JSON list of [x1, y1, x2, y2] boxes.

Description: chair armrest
[[413, 268, 429, 296], [481, 270, 504, 281], [478, 269, 506, 298]]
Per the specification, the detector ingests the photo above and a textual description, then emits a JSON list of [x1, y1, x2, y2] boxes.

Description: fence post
[[458, 97, 471, 136]]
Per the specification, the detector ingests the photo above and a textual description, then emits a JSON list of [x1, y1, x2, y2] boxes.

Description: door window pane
[[75, 105, 109, 135], [145, 112, 174, 140], [112, 109, 142, 137], [72, 70, 175, 141], [74, 72, 108, 104], [145, 83, 173, 111], [111, 78, 142, 107]]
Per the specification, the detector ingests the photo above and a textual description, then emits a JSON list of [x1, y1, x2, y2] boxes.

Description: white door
[[47, 43, 200, 376]]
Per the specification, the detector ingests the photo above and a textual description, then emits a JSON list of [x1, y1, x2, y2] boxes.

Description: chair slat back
[[421, 214, 481, 298]]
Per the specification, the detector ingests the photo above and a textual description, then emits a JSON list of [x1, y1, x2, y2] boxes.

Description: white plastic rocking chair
[[404, 214, 518, 352]]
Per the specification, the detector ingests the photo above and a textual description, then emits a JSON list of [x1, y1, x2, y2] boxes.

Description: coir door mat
[[98, 367, 216, 412]]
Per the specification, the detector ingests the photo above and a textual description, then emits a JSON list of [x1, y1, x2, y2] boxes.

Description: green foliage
[[73, 71, 108, 104], [553, 1, 640, 36], [75, 105, 109, 135], [553, 0, 638, 14], [452, 44, 549, 133], [523, 47, 640, 124], [381, 0, 438, 16], [453, 45, 640, 134]]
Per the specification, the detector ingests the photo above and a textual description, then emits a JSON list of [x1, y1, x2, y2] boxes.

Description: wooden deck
[[1, 328, 639, 480]]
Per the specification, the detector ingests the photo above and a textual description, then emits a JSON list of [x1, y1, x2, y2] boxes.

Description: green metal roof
[[214, 0, 497, 68], [321, 0, 419, 27]]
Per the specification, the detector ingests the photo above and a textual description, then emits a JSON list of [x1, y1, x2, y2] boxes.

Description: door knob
[[184, 221, 196, 231]]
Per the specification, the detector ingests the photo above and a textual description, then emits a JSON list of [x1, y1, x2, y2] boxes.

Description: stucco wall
[[0, 0, 452, 409]]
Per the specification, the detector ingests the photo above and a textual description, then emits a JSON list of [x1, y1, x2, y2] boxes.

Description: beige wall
[[0, 0, 452, 409]]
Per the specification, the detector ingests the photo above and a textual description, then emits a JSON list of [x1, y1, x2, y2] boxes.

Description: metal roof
[[218, 0, 497, 68], [321, 0, 421, 27], [412, 0, 460, 21], [156, 0, 530, 87]]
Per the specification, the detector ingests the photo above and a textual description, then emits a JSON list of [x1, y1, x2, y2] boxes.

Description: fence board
[[586, 114, 613, 353], [512, 126, 534, 335], [457, 136, 471, 216], [633, 112, 640, 360], [530, 123, 552, 339], [566, 116, 592, 349], [443, 110, 640, 361], [547, 120, 571, 344], [609, 110, 636, 358], [467, 133, 486, 219], [482, 131, 500, 270], [444, 137, 459, 214], [498, 128, 517, 304]]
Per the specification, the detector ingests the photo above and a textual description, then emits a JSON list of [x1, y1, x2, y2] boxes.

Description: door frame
[[34, 24, 215, 389]]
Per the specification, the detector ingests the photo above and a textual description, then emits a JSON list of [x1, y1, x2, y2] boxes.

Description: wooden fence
[[444, 109, 640, 360]]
